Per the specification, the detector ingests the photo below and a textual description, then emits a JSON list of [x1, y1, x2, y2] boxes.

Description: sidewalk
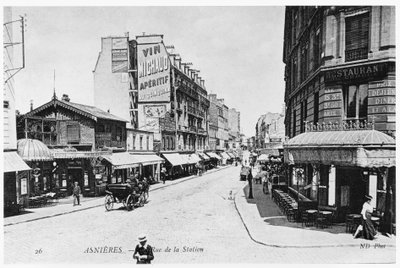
[[4, 165, 232, 226], [233, 180, 396, 248]]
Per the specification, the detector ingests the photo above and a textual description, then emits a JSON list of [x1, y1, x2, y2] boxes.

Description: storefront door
[[68, 168, 83, 194], [337, 167, 367, 215]]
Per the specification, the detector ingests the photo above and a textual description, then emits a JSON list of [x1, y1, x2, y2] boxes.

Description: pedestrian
[[353, 195, 378, 240], [247, 169, 254, 199], [161, 166, 167, 184], [133, 234, 154, 264], [73, 181, 81, 206]]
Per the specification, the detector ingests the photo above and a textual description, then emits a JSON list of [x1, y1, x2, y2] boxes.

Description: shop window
[[343, 84, 368, 123], [345, 12, 370, 62], [67, 124, 80, 143]]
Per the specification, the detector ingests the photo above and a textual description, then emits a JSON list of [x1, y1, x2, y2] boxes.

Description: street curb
[[4, 165, 233, 227], [232, 187, 396, 249]]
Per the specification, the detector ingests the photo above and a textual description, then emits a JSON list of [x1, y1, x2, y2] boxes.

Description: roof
[[285, 130, 395, 148], [24, 98, 127, 123], [3, 152, 31, 173]]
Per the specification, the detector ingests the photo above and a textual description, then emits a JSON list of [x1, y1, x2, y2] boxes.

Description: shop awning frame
[[102, 152, 141, 169], [162, 153, 187, 166], [284, 130, 396, 168], [4, 152, 32, 173]]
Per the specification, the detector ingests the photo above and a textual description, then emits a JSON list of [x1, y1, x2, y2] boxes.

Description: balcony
[[345, 47, 368, 62], [197, 128, 207, 135], [189, 126, 197, 133]]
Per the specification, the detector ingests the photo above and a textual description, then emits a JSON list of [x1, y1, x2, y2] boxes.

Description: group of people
[[126, 175, 150, 206]]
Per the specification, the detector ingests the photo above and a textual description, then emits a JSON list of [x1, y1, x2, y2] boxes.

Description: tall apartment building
[[282, 6, 395, 231], [228, 108, 241, 149], [93, 34, 209, 152]]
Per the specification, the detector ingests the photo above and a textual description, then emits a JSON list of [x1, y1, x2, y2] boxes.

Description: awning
[[4, 152, 32, 173], [17, 139, 52, 161], [260, 148, 280, 156], [188, 154, 202, 164], [198, 152, 210, 160], [227, 152, 235, 159], [220, 152, 230, 159], [257, 154, 269, 161], [284, 130, 396, 168], [102, 152, 141, 169], [206, 152, 222, 160], [162, 153, 187, 166], [130, 153, 164, 166]]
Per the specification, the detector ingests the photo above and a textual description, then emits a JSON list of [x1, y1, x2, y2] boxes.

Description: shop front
[[284, 128, 396, 227], [3, 152, 32, 215]]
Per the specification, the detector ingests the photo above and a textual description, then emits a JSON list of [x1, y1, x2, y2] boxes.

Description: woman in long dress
[[353, 195, 377, 240]]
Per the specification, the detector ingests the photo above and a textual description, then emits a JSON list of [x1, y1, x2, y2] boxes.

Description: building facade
[[283, 6, 395, 232], [17, 94, 127, 197], [255, 112, 284, 149], [228, 108, 241, 149]]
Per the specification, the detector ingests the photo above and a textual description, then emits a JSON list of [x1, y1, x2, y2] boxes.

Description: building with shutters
[[282, 6, 395, 232]]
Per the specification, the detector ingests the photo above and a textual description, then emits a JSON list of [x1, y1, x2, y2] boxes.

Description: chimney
[[61, 94, 70, 102], [30, 100, 33, 111]]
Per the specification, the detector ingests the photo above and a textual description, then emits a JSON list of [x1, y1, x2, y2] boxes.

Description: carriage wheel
[[126, 195, 134, 211], [105, 195, 114, 211]]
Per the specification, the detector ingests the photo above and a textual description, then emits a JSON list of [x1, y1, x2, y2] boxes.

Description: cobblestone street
[[4, 166, 396, 264]]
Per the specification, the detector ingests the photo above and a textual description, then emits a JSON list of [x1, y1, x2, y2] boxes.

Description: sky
[[9, 5, 286, 137]]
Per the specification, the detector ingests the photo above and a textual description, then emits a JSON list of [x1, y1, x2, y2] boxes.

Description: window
[[4, 100, 9, 109], [300, 45, 308, 82], [116, 127, 123, 142], [140, 136, 143, 150], [313, 28, 321, 69], [132, 135, 136, 150], [300, 100, 307, 133], [67, 124, 80, 143], [345, 12, 370, 62], [292, 109, 297, 137], [313, 92, 319, 124], [96, 124, 105, 132], [146, 136, 149, 150], [343, 84, 368, 122]]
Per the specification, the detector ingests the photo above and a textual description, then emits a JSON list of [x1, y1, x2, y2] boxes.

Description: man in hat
[[133, 234, 154, 264]]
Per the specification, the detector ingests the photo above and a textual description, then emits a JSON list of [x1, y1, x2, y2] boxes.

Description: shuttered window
[[67, 124, 80, 143], [345, 12, 369, 61]]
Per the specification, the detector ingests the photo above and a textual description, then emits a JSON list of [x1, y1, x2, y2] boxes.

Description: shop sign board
[[324, 63, 388, 83], [137, 42, 170, 102]]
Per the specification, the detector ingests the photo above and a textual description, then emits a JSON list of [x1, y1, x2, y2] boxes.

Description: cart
[[104, 183, 145, 211]]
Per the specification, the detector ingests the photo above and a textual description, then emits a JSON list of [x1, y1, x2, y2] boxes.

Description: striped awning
[[102, 152, 141, 169], [130, 153, 164, 166], [162, 153, 187, 166], [17, 139, 52, 161], [206, 152, 222, 160], [3, 152, 32, 173]]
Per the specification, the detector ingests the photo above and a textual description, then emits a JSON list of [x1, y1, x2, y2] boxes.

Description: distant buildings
[[254, 112, 285, 155]]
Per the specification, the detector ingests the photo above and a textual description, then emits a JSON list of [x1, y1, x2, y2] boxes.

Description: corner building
[[282, 6, 395, 233]]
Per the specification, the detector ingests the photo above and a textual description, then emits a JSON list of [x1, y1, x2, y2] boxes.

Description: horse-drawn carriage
[[104, 180, 149, 211]]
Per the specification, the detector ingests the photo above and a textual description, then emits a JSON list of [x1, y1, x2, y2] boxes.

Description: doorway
[[68, 168, 83, 195]]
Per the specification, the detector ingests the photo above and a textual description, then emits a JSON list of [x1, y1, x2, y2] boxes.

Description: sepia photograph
[[2, 1, 397, 265]]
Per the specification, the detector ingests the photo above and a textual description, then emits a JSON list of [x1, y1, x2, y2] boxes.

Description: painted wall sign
[[368, 96, 396, 105], [324, 93, 342, 101], [138, 43, 171, 102], [144, 105, 167, 118], [368, 105, 396, 114], [111, 37, 128, 73], [323, 101, 341, 109], [323, 110, 342, 117], [324, 63, 388, 83]]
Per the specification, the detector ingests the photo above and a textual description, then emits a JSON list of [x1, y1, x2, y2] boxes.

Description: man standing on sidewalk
[[73, 181, 81, 206]]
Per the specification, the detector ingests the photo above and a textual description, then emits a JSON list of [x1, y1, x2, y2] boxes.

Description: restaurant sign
[[324, 63, 388, 83]]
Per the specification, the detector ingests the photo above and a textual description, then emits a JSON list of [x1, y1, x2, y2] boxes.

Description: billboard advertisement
[[137, 42, 171, 102], [112, 37, 128, 73]]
